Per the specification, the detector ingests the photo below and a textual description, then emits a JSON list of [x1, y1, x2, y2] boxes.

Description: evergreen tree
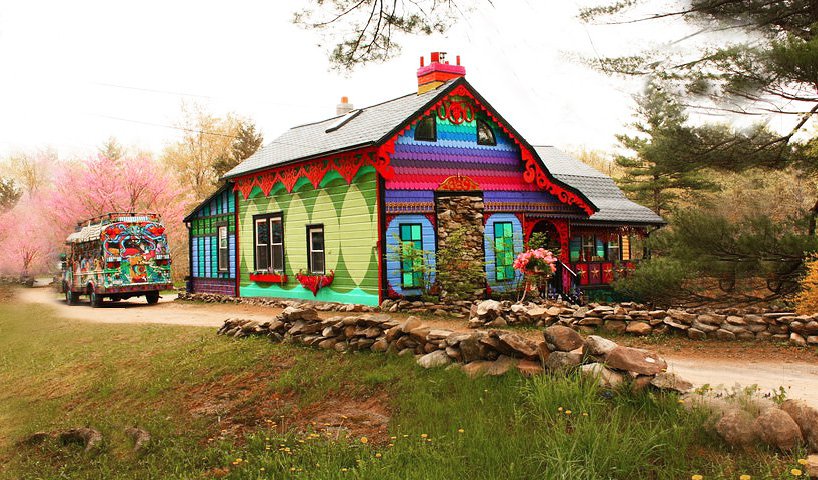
[[614, 83, 716, 216], [212, 121, 263, 179], [0, 178, 21, 212]]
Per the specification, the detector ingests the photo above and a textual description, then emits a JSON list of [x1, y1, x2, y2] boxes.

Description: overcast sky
[[0, 1, 709, 160]]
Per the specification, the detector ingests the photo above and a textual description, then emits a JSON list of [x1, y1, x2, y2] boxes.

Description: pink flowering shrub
[[513, 248, 557, 274]]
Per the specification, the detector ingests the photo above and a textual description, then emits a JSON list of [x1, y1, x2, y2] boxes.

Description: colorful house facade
[[188, 52, 663, 305], [184, 183, 237, 296]]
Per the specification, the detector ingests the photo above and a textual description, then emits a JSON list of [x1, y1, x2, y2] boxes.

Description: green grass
[[0, 292, 808, 479]]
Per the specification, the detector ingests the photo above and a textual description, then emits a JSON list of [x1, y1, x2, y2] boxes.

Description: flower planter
[[249, 272, 288, 284]]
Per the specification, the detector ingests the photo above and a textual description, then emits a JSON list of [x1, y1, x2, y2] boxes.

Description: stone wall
[[469, 300, 818, 346], [218, 308, 691, 395], [435, 194, 485, 299], [180, 292, 818, 346]]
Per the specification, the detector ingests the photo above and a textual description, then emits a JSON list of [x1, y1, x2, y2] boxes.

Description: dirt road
[[19, 287, 818, 408]]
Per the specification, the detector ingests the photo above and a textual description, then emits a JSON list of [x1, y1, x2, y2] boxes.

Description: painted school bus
[[61, 213, 173, 307]]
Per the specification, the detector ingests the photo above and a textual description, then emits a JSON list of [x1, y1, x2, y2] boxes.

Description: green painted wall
[[238, 167, 380, 306]]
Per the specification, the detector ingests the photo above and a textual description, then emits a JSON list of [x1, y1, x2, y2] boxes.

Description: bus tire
[[90, 289, 103, 308], [65, 286, 76, 305], [146, 291, 159, 305]]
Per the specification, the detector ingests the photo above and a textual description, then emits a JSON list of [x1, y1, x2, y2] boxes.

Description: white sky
[[0, 1, 713, 160]]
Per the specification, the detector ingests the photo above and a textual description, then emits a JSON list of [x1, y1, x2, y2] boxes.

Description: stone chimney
[[336, 96, 354, 116], [417, 52, 465, 94]]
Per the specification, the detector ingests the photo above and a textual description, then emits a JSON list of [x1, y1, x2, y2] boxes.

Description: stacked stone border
[[218, 307, 693, 395], [182, 291, 818, 346]]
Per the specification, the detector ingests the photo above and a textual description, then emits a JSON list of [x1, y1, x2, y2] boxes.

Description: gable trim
[[376, 79, 597, 216]]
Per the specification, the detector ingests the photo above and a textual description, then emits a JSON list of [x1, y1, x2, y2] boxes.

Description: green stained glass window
[[570, 237, 581, 263], [494, 222, 515, 281], [399, 223, 424, 288]]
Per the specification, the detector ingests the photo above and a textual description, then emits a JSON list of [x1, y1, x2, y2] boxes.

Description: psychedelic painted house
[[187, 52, 663, 305]]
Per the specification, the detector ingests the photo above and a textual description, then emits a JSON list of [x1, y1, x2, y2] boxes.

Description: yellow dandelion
[[791, 470, 802, 476], [421, 433, 428, 438], [582, 412, 588, 417], [457, 428, 465, 434], [260, 468, 265, 472], [290, 467, 296, 472], [375, 453, 382, 458], [565, 410, 572, 415], [739, 475, 751, 480], [797, 459, 807, 465], [403, 434, 409, 438], [691, 475, 703, 480], [360, 436, 369, 444], [341, 467, 348, 472]]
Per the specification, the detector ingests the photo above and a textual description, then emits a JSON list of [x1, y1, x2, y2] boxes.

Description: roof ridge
[[287, 86, 449, 131]]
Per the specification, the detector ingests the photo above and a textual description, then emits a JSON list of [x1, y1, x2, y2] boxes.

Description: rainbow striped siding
[[385, 214, 437, 296], [189, 186, 237, 295]]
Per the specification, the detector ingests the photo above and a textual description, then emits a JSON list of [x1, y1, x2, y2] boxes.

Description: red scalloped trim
[[234, 148, 394, 200]]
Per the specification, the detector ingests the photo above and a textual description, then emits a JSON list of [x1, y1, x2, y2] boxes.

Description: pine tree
[[614, 84, 716, 216]]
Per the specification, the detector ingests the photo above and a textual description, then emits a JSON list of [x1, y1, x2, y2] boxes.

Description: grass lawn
[[0, 291, 809, 479]]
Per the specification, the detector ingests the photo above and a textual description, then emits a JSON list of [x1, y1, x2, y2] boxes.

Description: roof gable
[[225, 78, 598, 216], [534, 146, 665, 225]]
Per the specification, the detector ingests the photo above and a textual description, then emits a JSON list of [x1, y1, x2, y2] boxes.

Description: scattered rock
[[650, 372, 692, 394], [416, 350, 452, 369], [58, 428, 103, 452], [125, 427, 151, 453], [716, 409, 757, 447], [18, 431, 50, 446], [780, 399, 818, 453], [753, 408, 803, 451]]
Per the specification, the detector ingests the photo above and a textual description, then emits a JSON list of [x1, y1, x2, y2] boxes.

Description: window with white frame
[[254, 213, 284, 272], [307, 225, 325, 274], [217, 225, 229, 272]]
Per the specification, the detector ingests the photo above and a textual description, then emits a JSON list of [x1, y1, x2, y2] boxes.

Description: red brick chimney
[[417, 52, 465, 94]]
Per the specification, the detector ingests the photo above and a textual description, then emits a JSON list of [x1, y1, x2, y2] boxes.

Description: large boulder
[[543, 325, 584, 352], [604, 346, 667, 376], [780, 399, 818, 453], [583, 335, 617, 357], [716, 409, 757, 447], [753, 408, 803, 451], [416, 350, 451, 369]]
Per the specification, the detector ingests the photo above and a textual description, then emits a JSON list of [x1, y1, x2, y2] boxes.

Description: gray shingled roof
[[534, 146, 665, 225], [224, 82, 457, 178]]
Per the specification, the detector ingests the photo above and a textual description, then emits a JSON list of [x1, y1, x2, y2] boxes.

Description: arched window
[[414, 116, 436, 142], [476, 119, 496, 146]]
